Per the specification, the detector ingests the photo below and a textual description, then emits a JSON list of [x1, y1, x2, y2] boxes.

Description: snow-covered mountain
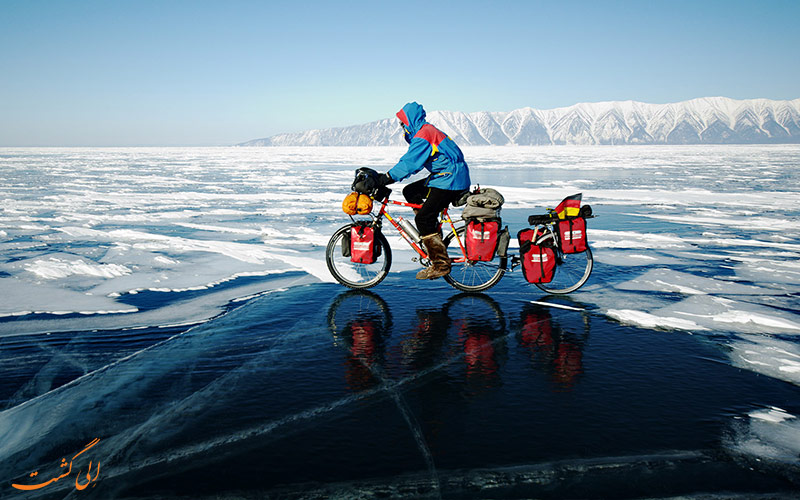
[[239, 97, 800, 146]]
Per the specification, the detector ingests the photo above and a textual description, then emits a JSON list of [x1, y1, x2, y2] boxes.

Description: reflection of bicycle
[[326, 194, 506, 293], [326, 290, 507, 383], [516, 302, 589, 390], [326, 290, 392, 391], [327, 289, 392, 347], [444, 293, 507, 381], [391, 292, 507, 385]]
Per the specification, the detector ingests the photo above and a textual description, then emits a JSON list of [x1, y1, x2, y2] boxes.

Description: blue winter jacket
[[387, 102, 471, 191]]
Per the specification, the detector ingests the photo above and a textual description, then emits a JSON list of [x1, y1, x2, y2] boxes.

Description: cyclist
[[377, 102, 471, 280]]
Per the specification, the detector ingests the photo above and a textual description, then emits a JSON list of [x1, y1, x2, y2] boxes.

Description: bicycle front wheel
[[326, 224, 392, 289], [534, 246, 593, 294], [443, 226, 506, 292]]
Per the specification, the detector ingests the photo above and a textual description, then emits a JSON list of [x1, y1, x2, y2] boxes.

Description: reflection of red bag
[[558, 217, 587, 254], [518, 229, 556, 283], [350, 320, 376, 358], [465, 219, 500, 261], [520, 311, 553, 350], [350, 223, 381, 264], [345, 319, 379, 391], [553, 343, 583, 388], [464, 333, 498, 375]]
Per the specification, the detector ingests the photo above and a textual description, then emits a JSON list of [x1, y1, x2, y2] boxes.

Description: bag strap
[[538, 245, 545, 281], [566, 218, 573, 243]]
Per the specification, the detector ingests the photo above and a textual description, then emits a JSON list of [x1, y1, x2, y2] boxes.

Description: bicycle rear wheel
[[534, 246, 593, 294], [326, 224, 392, 289], [443, 226, 506, 292]]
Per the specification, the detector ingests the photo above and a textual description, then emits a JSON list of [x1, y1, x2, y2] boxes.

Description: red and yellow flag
[[554, 193, 582, 219]]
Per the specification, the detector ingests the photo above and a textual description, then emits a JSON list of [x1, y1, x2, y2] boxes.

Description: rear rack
[[527, 214, 558, 225], [527, 213, 597, 226]]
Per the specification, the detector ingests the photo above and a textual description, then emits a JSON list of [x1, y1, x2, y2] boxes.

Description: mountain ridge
[[239, 97, 800, 146]]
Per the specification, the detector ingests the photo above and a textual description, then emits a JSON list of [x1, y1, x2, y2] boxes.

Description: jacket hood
[[396, 102, 427, 136]]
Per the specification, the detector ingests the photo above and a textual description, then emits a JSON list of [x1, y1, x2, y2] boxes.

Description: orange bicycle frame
[[374, 198, 467, 261]]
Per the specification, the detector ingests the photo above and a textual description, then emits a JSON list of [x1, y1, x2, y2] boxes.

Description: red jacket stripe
[[414, 124, 446, 147]]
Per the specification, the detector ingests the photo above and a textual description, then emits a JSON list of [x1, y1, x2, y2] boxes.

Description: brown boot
[[415, 233, 451, 280]]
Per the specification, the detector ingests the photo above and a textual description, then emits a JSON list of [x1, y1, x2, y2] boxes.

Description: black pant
[[403, 178, 464, 236]]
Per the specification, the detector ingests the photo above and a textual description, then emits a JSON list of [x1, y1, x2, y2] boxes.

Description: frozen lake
[[1, 146, 799, 498]]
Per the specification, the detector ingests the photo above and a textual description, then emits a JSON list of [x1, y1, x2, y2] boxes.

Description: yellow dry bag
[[342, 192, 373, 215]]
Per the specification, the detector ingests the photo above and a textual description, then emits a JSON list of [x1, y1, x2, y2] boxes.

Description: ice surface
[[606, 308, 709, 331], [0, 142, 799, 497], [0, 279, 138, 318], [592, 251, 685, 267], [750, 407, 796, 424], [615, 268, 774, 295], [728, 407, 800, 464], [602, 293, 800, 335], [1, 146, 798, 395], [24, 256, 132, 280], [729, 335, 800, 386], [587, 229, 690, 249]]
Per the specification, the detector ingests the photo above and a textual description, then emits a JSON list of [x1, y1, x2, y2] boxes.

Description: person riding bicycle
[[377, 102, 471, 280]]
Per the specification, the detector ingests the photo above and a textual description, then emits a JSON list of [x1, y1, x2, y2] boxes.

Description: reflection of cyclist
[[400, 307, 451, 372], [376, 102, 471, 280], [401, 294, 507, 385], [518, 305, 586, 390]]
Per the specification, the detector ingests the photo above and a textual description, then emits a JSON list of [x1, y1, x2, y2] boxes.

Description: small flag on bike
[[555, 193, 582, 219]]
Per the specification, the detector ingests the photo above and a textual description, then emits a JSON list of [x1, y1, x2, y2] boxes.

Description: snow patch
[[728, 406, 800, 464], [24, 257, 132, 280], [0, 279, 138, 318], [750, 407, 795, 423], [589, 230, 688, 249], [615, 268, 772, 296], [605, 309, 708, 331], [729, 335, 800, 386]]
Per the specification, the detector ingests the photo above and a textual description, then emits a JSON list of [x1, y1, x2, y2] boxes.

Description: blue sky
[[1, 0, 798, 146]]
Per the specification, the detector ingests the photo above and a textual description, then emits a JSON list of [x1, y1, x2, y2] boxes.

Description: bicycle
[[325, 193, 507, 292], [326, 184, 594, 294]]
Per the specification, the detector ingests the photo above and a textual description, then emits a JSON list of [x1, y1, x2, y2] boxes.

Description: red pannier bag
[[465, 218, 500, 261], [518, 228, 556, 283], [350, 223, 381, 264], [558, 217, 587, 254]]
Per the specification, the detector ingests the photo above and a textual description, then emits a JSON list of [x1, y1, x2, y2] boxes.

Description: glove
[[377, 173, 395, 188]]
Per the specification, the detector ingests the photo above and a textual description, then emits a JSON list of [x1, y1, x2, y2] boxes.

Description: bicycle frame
[[364, 197, 468, 262]]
